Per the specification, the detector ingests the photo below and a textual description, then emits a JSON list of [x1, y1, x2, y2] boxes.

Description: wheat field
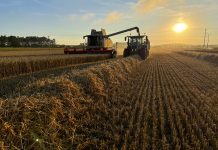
[[0, 48, 63, 57], [0, 47, 217, 149], [0, 54, 110, 79]]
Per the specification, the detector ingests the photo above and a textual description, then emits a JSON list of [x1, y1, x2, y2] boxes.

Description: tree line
[[0, 36, 56, 47]]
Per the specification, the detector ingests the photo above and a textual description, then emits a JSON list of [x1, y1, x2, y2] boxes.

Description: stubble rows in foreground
[[0, 53, 217, 149]]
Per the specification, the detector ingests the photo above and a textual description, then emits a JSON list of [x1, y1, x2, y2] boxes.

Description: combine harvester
[[64, 27, 150, 59]]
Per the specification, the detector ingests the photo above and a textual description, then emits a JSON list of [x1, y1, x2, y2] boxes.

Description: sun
[[173, 23, 188, 33]]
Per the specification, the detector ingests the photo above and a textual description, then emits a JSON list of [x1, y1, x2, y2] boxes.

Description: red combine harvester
[[64, 27, 143, 58]]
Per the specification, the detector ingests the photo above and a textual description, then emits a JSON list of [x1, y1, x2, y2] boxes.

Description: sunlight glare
[[173, 23, 188, 33]]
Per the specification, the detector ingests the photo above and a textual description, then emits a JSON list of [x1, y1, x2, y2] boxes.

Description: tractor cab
[[126, 36, 145, 51]]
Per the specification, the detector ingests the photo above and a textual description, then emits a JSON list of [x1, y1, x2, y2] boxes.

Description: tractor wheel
[[146, 50, 150, 57], [123, 48, 130, 57], [139, 48, 147, 60], [111, 51, 117, 58]]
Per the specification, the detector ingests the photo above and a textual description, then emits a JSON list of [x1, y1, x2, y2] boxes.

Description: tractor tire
[[146, 50, 150, 57], [123, 48, 130, 57], [139, 48, 147, 60]]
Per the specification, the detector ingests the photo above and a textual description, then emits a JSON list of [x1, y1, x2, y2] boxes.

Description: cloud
[[135, 0, 169, 13], [68, 11, 123, 26], [103, 11, 123, 24], [135, 0, 185, 13], [81, 13, 95, 21], [93, 11, 123, 25]]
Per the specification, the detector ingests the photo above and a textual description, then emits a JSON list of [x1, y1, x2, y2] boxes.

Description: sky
[[0, 0, 218, 45]]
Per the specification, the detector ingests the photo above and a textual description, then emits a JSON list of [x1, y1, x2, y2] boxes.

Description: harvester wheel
[[111, 51, 117, 58], [123, 48, 130, 57]]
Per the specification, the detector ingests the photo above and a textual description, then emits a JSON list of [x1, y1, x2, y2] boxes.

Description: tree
[[0, 35, 7, 47], [0, 35, 57, 47], [8, 36, 20, 47]]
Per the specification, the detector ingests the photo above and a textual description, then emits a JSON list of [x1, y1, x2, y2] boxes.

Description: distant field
[[178, 50, 218, 65], [0, 47, 64, 56], [185, 48, 218, 54]]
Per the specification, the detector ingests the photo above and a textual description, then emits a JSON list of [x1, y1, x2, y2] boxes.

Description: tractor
[[124, 35, 150, 60]]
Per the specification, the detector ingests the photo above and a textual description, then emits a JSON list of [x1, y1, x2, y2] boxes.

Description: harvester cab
[[83, 29, 115, 56], [124, 35, 150, 60], [64, 28, 117, 58]]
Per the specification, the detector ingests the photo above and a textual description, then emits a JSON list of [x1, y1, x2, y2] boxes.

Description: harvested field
[[178, 51, 218, 65], [0, 50, 218, 149]]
